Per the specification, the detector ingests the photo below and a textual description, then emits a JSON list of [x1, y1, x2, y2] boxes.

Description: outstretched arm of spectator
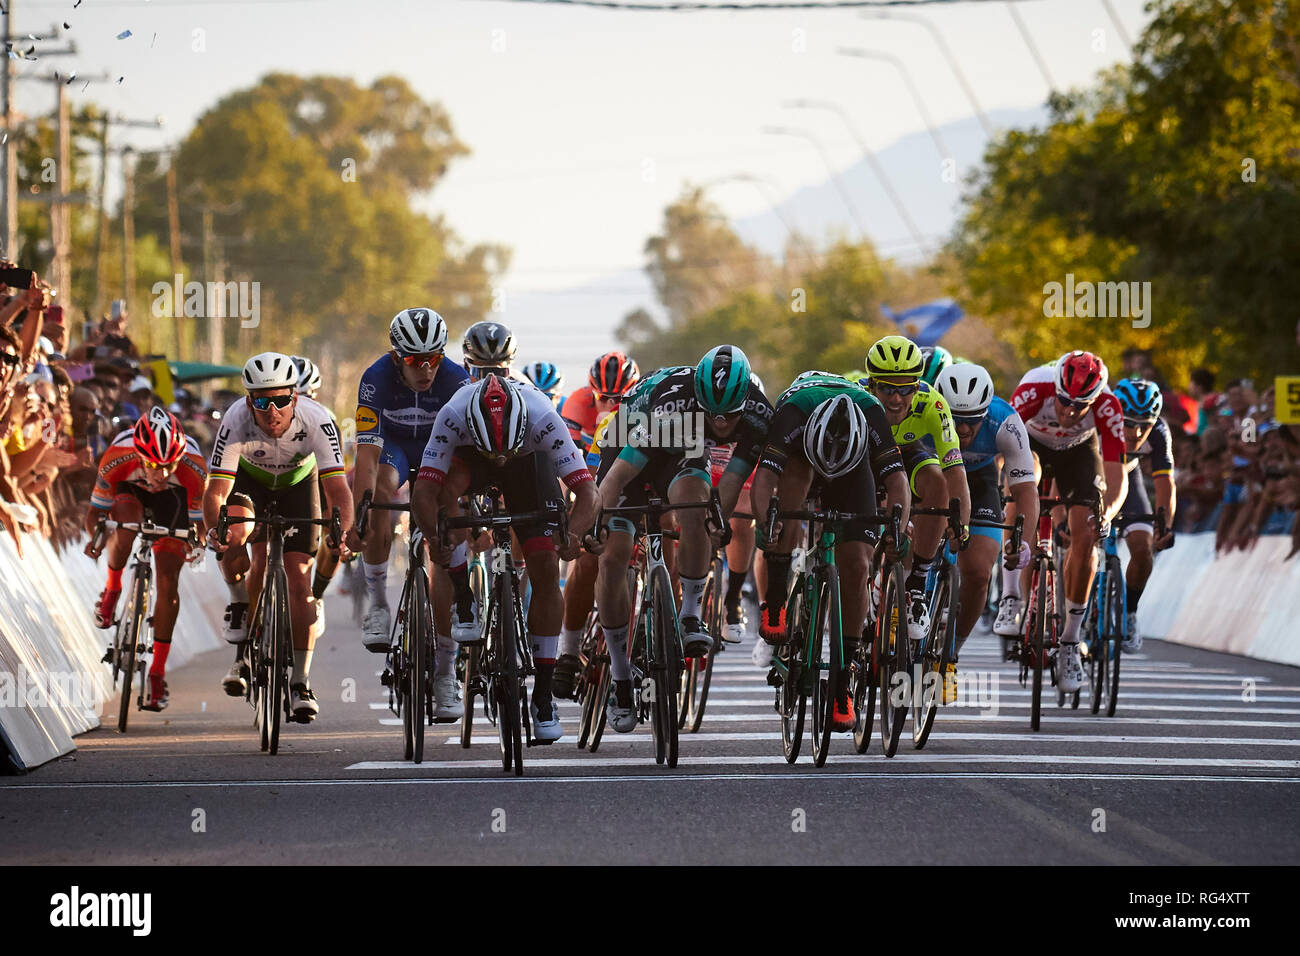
[[0, 295, 25, 331], [0, 498, 22, 555]]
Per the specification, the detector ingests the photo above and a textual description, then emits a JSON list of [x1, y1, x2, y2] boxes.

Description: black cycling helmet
[[462, 320, 517, 367]]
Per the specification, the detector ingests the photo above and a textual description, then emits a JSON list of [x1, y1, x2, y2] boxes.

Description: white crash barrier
[[0, 532, 226, 772], [1132, 533, 1300, 667]]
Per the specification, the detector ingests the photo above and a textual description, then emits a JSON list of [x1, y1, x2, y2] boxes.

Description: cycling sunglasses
[[1055, 392, 1093, 410], [953, 414, 986, 428], [139, 457, 178, 471], [250, 393, 294, 410], [1123, 416, 1156, 429], [872, 381, 919, 398], [402, 352, 444, 369]]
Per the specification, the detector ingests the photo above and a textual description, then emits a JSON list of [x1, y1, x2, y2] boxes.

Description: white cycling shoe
[[993, 595, 1023, 637], [451, 601, 481, 644], [223, 602, 249, 644], [433, 674, 463, 721], [531, 698, 563, 743], [1123, 612, 1143, 653], [606, 680, 638, 734], [291, 682, 320, 720], [752, 638, 775, 668], [1058, 642, 1085, 693], [906, 591, 931, 642], [362, 604, 391, 653]]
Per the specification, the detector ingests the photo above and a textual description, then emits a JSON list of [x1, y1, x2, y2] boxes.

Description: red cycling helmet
[[133, 406, 187, 466], [589, 351, 640, 398], [1053, 351, 1108, 404], [466, 375, 529, 457]]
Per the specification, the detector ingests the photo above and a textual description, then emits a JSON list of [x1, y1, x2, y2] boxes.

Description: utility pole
[[762, 125, 869, 242], [121, 146, 136, 342], [201, 205, 220, 364], [837, 46, 952, 162], [90, 111, 164, 318], [165, 159, 189, 359]]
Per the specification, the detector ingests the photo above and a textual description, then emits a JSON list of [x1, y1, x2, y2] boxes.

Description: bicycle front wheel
[[460, 645, 478, 748], [265, 566, 291, 756], [878, 563, 909, 757], [1029, 561, 1048, 732], [117, 569, 148, 733], [1104, 556, 1124, 717], [779, 578, 808, 764], [405, 567, 430, 763], [914, 563, 958, 750], [811, 568, 842, 768], [494, 576, 524, 776], [648, 565, 680, 768]]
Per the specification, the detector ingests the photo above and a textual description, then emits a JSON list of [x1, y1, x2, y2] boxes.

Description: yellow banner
[[1276, 376, 1300, 425]]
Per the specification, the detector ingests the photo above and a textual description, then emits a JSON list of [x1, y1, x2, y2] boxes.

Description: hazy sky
[[13, 0, 1151, 378]]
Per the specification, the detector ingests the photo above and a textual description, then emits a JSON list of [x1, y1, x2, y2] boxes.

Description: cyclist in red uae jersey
[[1009, 351, 1128, 693]]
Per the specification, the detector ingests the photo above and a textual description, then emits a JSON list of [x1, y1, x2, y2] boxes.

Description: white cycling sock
[[1062, 599, 1086, 643], [559, 626, 584, 658], [363, 561, 388, 607], [1001, 563, 1022, 600], [434, 633, 456, 676], [451, 540, 469, 566], [291, 649, 312, 687], [531, 632, 559, 663], [227, 577, 249, 605], [603, 624, 632, 681], [680, 575, 707, 620]]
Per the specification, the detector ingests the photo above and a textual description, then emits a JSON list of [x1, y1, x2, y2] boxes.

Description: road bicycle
[[593, 492, 724, 767], [441, 489, 566, 776], [92, 513, 197, 732], [218, 501, 341, 755], [357, 490, 434, 764], [908, 498, 968, 749]]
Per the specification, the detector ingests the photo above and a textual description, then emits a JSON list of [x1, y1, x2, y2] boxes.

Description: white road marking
[[445, 732, 1300, 747]]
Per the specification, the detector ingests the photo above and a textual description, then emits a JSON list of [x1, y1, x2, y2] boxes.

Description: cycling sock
[[227, 577, 249, 605], [363, 561, 389, 607], [434, 633, 456, 677], [531, 632, 559, 662], [906, 553, 936, 595], [1062, 599, 1087, 643], [1126, 581, 1145, 612], [764, 554, 792, 610], [1001, 563, 1022, 600], [149, 640, 170, 676], [449, 564, 473, 617], [533, 660, 555, 710], [105, 565, 124, 591], [311, 568, 333, 601], [292, 649, 313, 687], [680, 575, 707, 620], [559, 626, 583, 658], [451, 541, 469, 566], [724, 566, 747, 608], [603, 624, 632, 681]]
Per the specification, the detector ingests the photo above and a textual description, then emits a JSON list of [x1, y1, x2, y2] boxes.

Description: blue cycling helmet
[[522, 361, 564, 396], [1113, 377, 1163, 421]]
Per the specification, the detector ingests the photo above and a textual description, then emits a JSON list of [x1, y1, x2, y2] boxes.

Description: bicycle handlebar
[[92, 514, 198, 554], [589, 488, 725, 545], [762, 495, 904, 553], [217, 503, 342, 549]]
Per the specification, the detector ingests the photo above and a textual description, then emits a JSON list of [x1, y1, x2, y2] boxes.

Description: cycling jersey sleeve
[[526, 399, 593, 488], [305, 408, 346, 480], [996, 410, 1035, 485], [865, 402, 904, 484], [1010, 380, 1048, 421], [1093, 393, 1126, 463], [178, 442, 209, 523], [417, 394, 470, 485], [208, 405, 243, 480], [1149, 418, 1174, 476], [929, 396, 964, 470], [355, 364, 385, 448], [89, 444, 137, 510]]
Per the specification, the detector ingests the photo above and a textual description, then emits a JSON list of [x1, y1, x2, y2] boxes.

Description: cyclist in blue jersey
[[935, 363, 1039, 649], [345, 308, 469, 720], [1112, 378, 1177, 651]]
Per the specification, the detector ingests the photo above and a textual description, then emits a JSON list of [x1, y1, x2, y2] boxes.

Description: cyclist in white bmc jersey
[[205, 352, 355, 720]]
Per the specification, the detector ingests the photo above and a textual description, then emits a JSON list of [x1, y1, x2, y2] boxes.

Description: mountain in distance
[[508, 106, 1046, 386]]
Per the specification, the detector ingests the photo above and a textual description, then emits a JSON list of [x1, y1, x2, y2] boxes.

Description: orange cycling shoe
[[94, 588, 121, 630], [758, 602, 788, 645], [832, 689, 855, 732]]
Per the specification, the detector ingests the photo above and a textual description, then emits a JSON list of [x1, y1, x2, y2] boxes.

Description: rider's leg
[[560, 550, 598, 656], [956, 533, 999, 642], [1125, 529, 1154, 611], [595, 528, 636, 679], [906, 461, 948, 595], [1061, 503, 1099, 643], [524, 544, 562, 707], [668, 470, 711, 620], [286, 552, 316, 686], [362, 463, 400, 609]]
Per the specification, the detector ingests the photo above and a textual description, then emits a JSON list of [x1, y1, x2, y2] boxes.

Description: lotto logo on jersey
[[356, 408, 379, 432]]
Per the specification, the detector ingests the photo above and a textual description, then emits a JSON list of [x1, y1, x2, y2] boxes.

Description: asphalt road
[[3, 581, 1298, 865]]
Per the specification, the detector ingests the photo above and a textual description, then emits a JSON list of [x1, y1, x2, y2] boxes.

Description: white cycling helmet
[[937, 363, 995, 415], [466, 375, 529, 456], [803, 393, 868, 480], [242, 352, 298, 391], [291, 355, 322, 396], [389, 307, 449, 356]]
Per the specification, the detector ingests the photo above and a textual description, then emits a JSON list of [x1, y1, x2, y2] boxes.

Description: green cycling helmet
[[919, 345, 952, 386], [866, 335, 923, 380], [694, 345, 752, 415]]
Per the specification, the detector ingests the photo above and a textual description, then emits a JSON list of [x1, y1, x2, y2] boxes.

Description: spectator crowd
[[0, 267, 228, 555]]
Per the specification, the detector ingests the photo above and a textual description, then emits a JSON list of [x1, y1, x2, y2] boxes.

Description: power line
[[481, 0, 1034, 9]]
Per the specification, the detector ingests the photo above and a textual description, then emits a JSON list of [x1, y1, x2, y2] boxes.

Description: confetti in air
[[65, 71, 77, 85], [118, 77, 125, 85], [151, 33, 157, 48], [117, 30, 133, 40], [64, 22, 70, 30]]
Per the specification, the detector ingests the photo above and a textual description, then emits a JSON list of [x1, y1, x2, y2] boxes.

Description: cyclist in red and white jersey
[[1008, 351, 1128, 692], [85, 407, 208, 712]]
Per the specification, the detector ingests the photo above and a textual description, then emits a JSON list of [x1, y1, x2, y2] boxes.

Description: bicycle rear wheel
[[587, 646, 612, 752], [460, 645, 478, 748], [117, 569, 148, 733], [1086, 592, 1105, 715], [779, 578, 808, 764], [495, 576, 524, 775], [648, 565, 680, 768], [811, 568, 842, 768], [878, 563, 909, 757]]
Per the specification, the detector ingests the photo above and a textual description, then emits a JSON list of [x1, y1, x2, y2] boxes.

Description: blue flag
[[881, 299, 964, 347]]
